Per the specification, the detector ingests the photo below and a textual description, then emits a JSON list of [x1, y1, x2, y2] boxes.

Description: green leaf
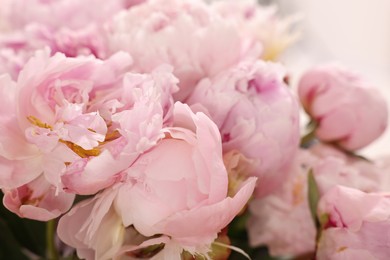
[[307, 169, 320, 229], [300, 120, 318, 147]]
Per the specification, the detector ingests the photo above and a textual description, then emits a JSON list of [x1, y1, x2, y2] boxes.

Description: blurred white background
[[274, 0, 390, 157]]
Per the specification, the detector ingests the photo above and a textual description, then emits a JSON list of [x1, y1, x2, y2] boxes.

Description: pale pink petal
[[3, 175, 74, 221], [156, 178, 256, 247]]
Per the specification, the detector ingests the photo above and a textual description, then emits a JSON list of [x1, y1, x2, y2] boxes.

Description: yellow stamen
[[337, 246, 347, 253], [103, 130, 121, 142], [60, 140, 101, 158], [27, 116, 52, 130], [27, 116, 122, 159]]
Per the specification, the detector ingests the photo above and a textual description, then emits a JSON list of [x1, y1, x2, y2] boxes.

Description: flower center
[[27, 115, 121, 158]]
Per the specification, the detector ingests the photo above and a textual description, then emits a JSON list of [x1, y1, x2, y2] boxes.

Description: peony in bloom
[[57, 102, 256, 259], [2, 175, 75, 221], [0, 0, 145, 78], [62, 64, 178, 195], [317, 186, 390, 259], [247, 150, 317, 257], [0, 49, 180, 220], [0, 26, 109, 79], [0, 45, 28, 80], [298, 64, 388, 151], [308, 143, 388, 195], [106, 0, 260, 101], [0, 51, 127, 218], [211, 0, 300, 60], [0, 0, 126, 31], [247, 143, 389, 258], [188, 60, 300, 197]]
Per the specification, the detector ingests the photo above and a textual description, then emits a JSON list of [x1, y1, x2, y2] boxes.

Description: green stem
[[46, 220, 59, 260], [300, 120, 318, 147]]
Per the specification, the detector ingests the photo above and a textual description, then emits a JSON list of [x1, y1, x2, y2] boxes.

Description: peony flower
[[304, 143, 387, 194], [317, 186, 390, 259], [298, 64, 388, 150], [0, 31, 30, 77], [106, 0, 260, 101], [25, 23, 109, 58], [0, 50, 129, 219], [211, 0, 300, 60], [62, 64, 178, 195], [57, 190, 128, 260], [247, 150, 317, 257], [0, 49, 179, 221], [0, 0, 126, 31], [187, 60, 300, 197], [2, 175, 75, 221], [247, 143, 389, 258], [57, 102, 256, 259], [0, 0, 145, 78]]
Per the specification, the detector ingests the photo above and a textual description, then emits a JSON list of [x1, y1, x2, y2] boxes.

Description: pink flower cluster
[[248, 64, 389, 259], [0, 0, 388, 259], [0, 0, 298, 258]]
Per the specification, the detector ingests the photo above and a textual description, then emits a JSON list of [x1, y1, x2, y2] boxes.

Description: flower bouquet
[[0, 0, 389, 259]]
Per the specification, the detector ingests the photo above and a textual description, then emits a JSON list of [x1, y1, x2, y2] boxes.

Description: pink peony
[[0, 51, 130, 219], [62, 64, 178, 195], [57, 102, 256, 259], [26, 24, 109, 58], [0, 31, 46, 79], [187, 60, 300, 197], [317, 186, 390, 259], [247, 150, 317, 257], [307, 143, 387, 194], [0, 0, 145, 78], [0, 0, 126, 31], [247, 143, 389, 258], [106, 0, 260, 101], [0, 49, 179, 219], [2, 175, 74, 221], [211, 0, 300, 60], [56, 190, 128, 260], [298, 64, 388, 150], [0, 20, 111, 79]]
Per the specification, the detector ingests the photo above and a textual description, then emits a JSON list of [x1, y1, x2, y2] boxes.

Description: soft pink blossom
[[317, 186, 390, 259], [57, 189, 127, 260], [58, 102, 256, 259], [106, 0, 260, 101], [247, 143, 389, 258], [0, 23, 110, 79], [306, 144, 386, 194], [188, 60, 300, 197], [0, 0, 126, 31], [0, 0, 142, 78], [2, 175, 75, 221], [0, 50, 123, 190], [115, 103, 256, 253], [27, 24, 109, 58], [309, 143, 388, 195], [313, 158, 384, 195], [0, 47, 28, 79], [247, 150, 317, 257], [298, 64, 388, 150], [0, 49, 179, 219], [62, 65, 178, 195], [212, 0, 300, 60], [0, 51, 136, 219]]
